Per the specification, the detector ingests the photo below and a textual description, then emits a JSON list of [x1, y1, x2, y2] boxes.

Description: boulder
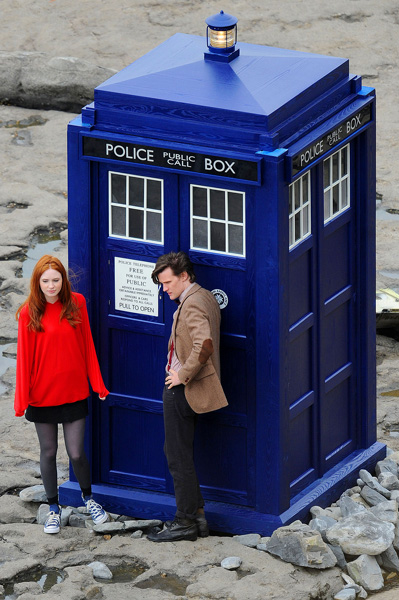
[[265, 522, 337, 569], [326, 512, 395, 555], [0, 51, 117, 112]]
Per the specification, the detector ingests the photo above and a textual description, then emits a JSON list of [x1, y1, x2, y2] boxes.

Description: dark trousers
[[163, 384, 204, 520]]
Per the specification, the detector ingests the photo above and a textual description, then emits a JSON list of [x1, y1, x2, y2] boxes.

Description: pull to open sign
[[82, 137, 259, 182]]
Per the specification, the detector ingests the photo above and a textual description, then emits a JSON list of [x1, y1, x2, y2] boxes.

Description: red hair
[[16, 255, 81, 331]]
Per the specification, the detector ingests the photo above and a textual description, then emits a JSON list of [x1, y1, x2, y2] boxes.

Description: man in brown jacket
[[148, 251, 227, 542]]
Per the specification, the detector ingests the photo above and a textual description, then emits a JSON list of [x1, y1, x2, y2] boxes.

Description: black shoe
[[147, 518, 197, 542], [164, 514, 209, 538]]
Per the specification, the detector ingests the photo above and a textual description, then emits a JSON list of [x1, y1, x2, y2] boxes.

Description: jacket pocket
[[193, 362, 216, 381]]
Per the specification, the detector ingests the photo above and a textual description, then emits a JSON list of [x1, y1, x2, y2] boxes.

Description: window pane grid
[[289, 171, 311, 250], [191, 185, 245, 257], [109, 172, 163, 244], [323, 144, 350, 224]]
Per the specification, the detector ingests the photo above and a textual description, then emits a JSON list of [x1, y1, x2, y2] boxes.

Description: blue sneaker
[[44, 508, 61, 534], [83, 496, 108, 525]]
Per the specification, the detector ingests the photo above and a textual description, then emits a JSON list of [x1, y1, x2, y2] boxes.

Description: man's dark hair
[[151, 251, 196, 284]]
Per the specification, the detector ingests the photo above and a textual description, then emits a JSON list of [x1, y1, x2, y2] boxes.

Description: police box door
[[96, 162, 255, 508]]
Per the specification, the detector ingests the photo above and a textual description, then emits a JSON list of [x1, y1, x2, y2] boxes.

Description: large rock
[[265, 521, 337, 569], [347, 554, 384, 592], [326, 511, 395, 555], [0, 51, 117, 112]]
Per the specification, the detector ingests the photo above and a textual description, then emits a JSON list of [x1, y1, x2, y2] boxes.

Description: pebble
[[221, 556, 242, 570], [334, 589, 356, 600], [88, 561, 113, 580]]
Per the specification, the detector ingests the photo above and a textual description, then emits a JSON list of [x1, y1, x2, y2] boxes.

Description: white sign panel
[[115, 257, 158, 316]]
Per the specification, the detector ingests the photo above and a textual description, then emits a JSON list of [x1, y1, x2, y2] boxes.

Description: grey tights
[[35, 418, 91, 500]]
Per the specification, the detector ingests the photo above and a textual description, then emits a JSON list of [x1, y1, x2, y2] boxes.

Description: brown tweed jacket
[[170, 283, 228, 414]]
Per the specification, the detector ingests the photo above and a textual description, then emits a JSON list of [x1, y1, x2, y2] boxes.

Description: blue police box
[[60, 12, 385, 534]]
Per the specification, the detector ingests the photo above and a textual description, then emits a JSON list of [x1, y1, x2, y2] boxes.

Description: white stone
[[221, 556, 242, 570], [334, 589, 356, 600], [88, 561, 113, 580], [326, 512, 395, 555]]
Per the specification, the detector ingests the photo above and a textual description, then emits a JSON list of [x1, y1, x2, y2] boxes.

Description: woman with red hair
[[15, 255, 109, 534]]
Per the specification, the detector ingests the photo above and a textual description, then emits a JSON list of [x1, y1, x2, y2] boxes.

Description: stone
[[339, 495, 368, 517], [92, 521, 124, 534], [347, 555, 384, 592], [309, 516, 337, 542], [389, 452, 399, 464], [357, 479, 365, 488], [265, 522, 337, 569], [333, 589, 356, 600], [233, 533, 261, 547], [257, 543, 268, 552], [326, 512, 395, 555], [359, 469, 390, 498], [88, 561, 113, 580], [221, 556, 242, 570], [310, 505, 342, 520], [375, 458, 398, 477], [13, 581, 42, 595], [69, 512, 92, 528], [328, 544, 347, 570], [378, 472, 399, 490], [0, 494, 36, 524], [0, 51, 117, 112], [19, 484, 47, 503], [359, 469, 374, 484], [341, 573, 356, 586], [391, 490, 399, 503], [131, 529, 143, 538], [123, 519, 163, 531], [370, 499, 398, 523], [377, 543, 399, 572], [360, 484, 389, 506]]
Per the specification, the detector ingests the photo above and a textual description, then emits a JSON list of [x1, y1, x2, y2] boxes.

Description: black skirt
[[25, 399, 89, 424]]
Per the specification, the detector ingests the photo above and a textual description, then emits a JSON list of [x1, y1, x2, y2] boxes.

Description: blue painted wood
[[63, 29, 382, 534]]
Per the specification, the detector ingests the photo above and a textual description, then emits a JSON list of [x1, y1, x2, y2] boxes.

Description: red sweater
[[14, 293, 109, 417]]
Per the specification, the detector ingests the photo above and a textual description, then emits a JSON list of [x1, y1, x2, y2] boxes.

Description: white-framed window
[[323, 144, 350, 223], [289, 171, 311, 249], [190, 185, 245, 257], [109, 172, 163, 244]]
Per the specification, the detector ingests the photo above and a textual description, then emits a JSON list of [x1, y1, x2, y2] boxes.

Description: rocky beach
[[2, 1, 399, 598]]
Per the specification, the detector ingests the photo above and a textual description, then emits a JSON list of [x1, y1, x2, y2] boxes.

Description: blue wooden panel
[[195, 419, 249, 504], [220, 345, 247, 414], [289, 408, 314, 492], [321, 378, 355, 469], [109, 405, 165, 480], [321, 303, 351, 379], [289, 249, 312, 326], [322, 218, 351, 301], [287, 329, 312, 405]]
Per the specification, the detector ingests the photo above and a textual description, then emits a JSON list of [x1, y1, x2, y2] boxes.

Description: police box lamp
[[205, 10, 240, 62]]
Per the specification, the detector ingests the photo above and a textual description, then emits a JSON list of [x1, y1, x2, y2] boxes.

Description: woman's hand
[[99, 395, 106, 401]]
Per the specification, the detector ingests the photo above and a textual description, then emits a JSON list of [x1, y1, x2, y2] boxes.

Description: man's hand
[[165, 368, 180, 389]]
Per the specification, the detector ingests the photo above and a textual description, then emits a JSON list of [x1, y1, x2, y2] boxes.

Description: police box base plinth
[[59, 442, 385, 536]]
